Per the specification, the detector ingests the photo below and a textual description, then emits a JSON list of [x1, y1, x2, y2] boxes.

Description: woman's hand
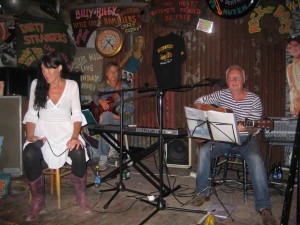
[[67, 137, 83, 151], [27, 135, 44, 143]]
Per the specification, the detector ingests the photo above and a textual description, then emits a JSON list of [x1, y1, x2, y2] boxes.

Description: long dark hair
[[33, 52, 67, 110], [286, 36, 300, 46]]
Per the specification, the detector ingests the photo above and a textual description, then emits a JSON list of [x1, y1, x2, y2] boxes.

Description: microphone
[[138, 82, 154, 93], [33, 139, 44, 148], [204, 78, 226, 87]]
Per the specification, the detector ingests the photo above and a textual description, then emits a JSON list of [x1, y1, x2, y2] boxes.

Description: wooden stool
[[29, 165, 72, 209], [42, 165, 72, 209]]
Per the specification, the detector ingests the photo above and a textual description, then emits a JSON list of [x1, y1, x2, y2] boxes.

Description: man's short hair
[[225, 65, 246, 80]]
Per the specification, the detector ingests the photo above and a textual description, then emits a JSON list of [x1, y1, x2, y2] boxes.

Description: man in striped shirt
[[192, 65, 276, 225]]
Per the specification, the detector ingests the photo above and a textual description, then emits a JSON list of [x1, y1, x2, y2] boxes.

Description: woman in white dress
[[23, 52, 91, 221]]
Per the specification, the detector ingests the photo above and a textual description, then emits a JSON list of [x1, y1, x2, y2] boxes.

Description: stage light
[[2, 0, 29, 16]]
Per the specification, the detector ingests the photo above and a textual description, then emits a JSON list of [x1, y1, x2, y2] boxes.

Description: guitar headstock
[[257, 118, 274, 131]]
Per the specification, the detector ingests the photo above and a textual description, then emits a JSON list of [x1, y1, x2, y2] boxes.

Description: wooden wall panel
[[132, 10, 286, 129], [59, 1, 287, 164]]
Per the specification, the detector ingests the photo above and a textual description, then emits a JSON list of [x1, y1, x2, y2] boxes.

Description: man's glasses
[[227, 77, 243, 82]]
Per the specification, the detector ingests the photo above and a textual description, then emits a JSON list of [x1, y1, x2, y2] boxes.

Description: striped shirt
[[194, 89, 262, 121]]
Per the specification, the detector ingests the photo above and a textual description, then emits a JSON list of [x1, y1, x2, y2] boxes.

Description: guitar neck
[[109, 96, 135, 108], [109, 93, 151, 108], [241, 120, 257, 127], [239, 118, 273, 130]]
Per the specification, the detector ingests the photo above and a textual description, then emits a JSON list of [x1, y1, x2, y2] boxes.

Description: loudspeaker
[[165, 137, 194, 168], [0, 96, 23, 176]]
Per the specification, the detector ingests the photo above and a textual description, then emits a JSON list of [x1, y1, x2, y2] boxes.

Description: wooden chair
[[29, 165, 72, 209]]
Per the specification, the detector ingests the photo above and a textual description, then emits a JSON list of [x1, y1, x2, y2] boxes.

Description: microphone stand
[[97, 87, 148, 209], [138, 81, 215, 225]]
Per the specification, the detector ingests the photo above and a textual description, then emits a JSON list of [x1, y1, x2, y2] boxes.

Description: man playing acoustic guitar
[[193, 65, 276, 225], [92, 62, 134, 171]]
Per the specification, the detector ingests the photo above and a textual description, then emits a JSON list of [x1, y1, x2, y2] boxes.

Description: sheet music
[[184, 106, 241, 145], [207, 110, 240, 144], [82, 109, 97, 124], [184, 106, 210, 139]]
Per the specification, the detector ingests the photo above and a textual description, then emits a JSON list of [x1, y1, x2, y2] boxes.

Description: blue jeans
[[97, 111, 130, 157], [196, 136, 271, 212]]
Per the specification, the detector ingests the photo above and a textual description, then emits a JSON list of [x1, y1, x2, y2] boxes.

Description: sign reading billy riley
[[70, 5, 146, 47]]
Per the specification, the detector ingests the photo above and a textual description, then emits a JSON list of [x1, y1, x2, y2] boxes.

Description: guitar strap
[[112, 80, 122, 102]]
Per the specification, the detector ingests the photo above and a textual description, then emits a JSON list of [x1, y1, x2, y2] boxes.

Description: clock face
[[95, 28, 124, 57]]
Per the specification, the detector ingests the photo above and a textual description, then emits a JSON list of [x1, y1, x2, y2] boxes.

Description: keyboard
[[88, 124, 187, 138]]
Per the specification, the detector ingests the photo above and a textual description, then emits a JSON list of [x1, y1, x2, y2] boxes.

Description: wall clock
[[95, 28, 124, 57]]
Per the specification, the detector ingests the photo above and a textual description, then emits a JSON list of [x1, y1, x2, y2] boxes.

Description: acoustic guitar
[[91, 93, 152, 122], [91, 96, 137, 122], [194, 104, 274, 143]]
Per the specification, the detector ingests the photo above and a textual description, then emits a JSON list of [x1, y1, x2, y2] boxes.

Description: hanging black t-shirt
[[152, 32, 187, 88]]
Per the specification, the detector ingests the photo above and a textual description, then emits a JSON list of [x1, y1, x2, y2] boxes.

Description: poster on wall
[[71, 47, 103, 104], [70, 3, 148, 47], [150, 0, 206, 29], [15, 17, 72, 69], [0, 21, 17, 67], [206, 0, 260, 19], [247, 0, 292, 44]]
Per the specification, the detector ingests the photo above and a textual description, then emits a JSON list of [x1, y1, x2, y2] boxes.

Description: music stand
[[184, 106, 242, 222], [184, 106, 241, 145], [97, 88, 148, 209]]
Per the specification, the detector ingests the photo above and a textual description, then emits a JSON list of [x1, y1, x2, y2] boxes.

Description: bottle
[[272, 163, 278, 180], [277, 162, 283, 180], [95, 165, 101, 188], [122, 168, 130, 180]]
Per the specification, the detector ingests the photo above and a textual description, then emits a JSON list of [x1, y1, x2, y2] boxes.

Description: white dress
[[23, 79, 88, 169]]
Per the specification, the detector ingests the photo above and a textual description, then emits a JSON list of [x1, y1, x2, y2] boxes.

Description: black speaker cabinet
[[165, 137, 194, 168], [0, 96, 23, 176]]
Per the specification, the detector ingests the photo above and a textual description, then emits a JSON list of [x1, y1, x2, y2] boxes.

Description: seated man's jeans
[[196, 136, 271, 212], [97, 111, 130, 157]]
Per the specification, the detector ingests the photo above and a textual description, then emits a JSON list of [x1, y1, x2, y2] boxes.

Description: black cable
[[45, 139, 69, 157], [93, 197, 139, 214], [82, 132, 118, 188]]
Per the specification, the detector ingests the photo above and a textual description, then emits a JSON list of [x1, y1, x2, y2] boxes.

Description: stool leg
[[223, 157, 229, 183], [29, 192, 32, 204], [243, 160, 247, 203], [50, 172, 55, 195], [55, 169, 61, 209], [124, 134, 129, 150], [211, 157, 219, 184]]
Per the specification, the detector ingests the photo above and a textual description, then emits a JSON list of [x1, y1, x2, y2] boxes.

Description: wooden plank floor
[[0, 156, 297, 225]]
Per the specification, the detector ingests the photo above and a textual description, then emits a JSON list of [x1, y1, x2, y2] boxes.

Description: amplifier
[[0, 96, 23, 176], [165, 137, 193, 169], [262, 117, 297, 143]]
